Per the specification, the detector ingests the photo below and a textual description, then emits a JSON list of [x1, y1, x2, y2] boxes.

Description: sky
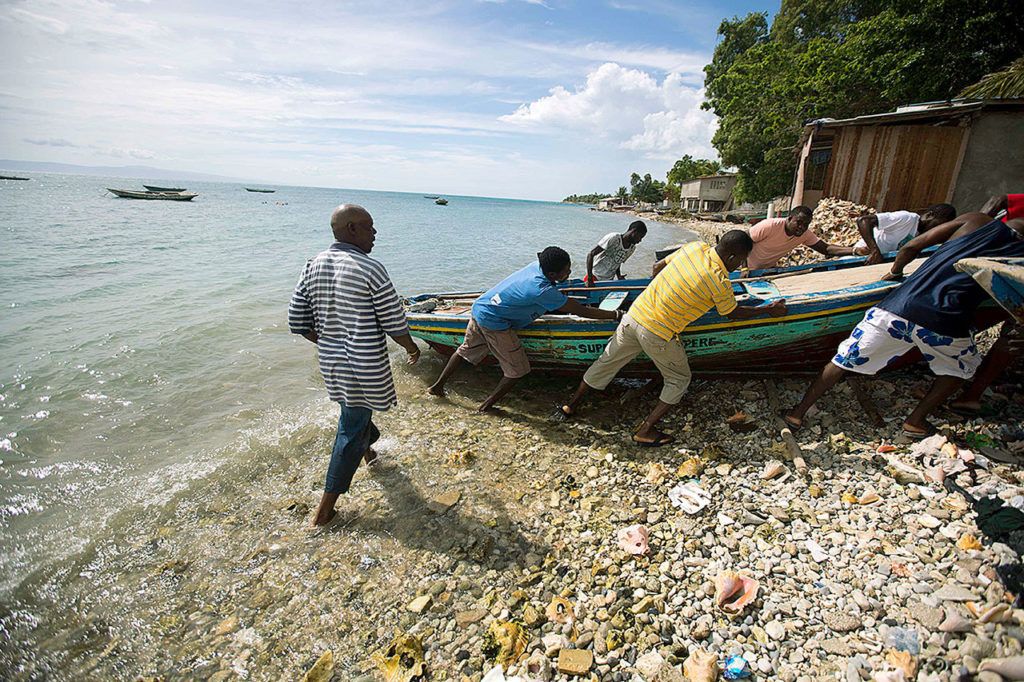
[[0, 0, 775, 200]]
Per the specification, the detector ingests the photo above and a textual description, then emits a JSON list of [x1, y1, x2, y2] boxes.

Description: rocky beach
[[5, 345, 1023, 681]]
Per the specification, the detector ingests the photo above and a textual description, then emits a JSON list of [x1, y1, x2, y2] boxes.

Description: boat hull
[[108, 188, 197, 201], [408, 265, 1004, 377], [956, 257, 1024, 325]]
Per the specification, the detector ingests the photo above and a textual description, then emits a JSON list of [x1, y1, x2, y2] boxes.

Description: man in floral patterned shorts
[[784, 212, 1024, 439]]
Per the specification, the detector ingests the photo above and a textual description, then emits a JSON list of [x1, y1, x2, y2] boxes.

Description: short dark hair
[[925, 203, 956, 222], [791, 205, 813, 221], [627, 220, 647, 235], [538, 246, 570, 275], [719, 229, 754, 255]]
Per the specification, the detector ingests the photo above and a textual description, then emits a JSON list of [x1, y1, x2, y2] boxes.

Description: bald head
[[330, 204, 376, 252]]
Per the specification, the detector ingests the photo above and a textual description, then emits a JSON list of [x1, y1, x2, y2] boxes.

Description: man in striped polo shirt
[[289, 204, 421, 529], [560, 230, 786, 446]]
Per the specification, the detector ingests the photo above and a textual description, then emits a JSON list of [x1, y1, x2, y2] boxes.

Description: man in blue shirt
[[428, 247, 622, 411], [785, 214, 1024, 439]]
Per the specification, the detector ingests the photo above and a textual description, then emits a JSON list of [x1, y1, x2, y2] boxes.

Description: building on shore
[[791, 99, 1024, 212], [678, 174, 737, 213], [597, 196, 632, 211]]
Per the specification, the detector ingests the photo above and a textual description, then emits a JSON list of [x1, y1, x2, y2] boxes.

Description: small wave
[[82, 393, 109, 402], [0, 438, 13, 451], [0, 495, 44, 519], [26, 411, 49, 420]]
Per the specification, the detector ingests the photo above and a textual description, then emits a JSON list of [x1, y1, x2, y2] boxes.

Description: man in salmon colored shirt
[[746, 205, 856, 270]]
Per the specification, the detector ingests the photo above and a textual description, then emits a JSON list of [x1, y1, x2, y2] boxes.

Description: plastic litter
[[723, 655, 752, 679], [883, 627, 920, 655], [668, 481, 711, 514]]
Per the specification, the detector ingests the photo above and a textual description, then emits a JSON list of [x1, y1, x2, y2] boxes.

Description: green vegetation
[[960, 57, 1024, 99], [562, 193, 609, 204], [703, 0, 1024, 202], [667, 155, 723, 186], [565, 157, 722, 205]]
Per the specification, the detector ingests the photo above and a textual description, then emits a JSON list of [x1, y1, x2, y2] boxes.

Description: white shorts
[[831, 307, 980, 379]]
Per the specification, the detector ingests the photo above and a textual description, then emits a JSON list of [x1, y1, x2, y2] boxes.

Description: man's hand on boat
[[723, 298, 787, 320], [558, 298, 623, 322], [760, 299, 788, 317], [394, 334, 422, 364]]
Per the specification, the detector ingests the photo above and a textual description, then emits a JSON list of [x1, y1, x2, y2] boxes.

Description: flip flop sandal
[[948, 403, 982, 418], [632, 433, 675, 448], [552, 405, 574, 422], [901, 425, 937, 440]]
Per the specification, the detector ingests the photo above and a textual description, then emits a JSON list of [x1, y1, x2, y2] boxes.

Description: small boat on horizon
[[142, 184, 186, 192], [424, 195, 440, 199], [108, 188, 197, 201], [245, 188, 275, 193], [435, 198, 448, 205], [1, 174, 31, 181]]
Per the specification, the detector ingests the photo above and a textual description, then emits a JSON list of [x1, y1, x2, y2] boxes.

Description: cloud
[[24, 137, 77, 147], [516, 41, 706, 77], [501, 63, 718, 159]]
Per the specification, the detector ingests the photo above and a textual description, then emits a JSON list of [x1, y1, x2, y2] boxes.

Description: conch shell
[[646, 462, 668, 485], [545, 596, 574, 624], [938, 608, 972, 633], [979, 603, 1012, 624], [885, 649, 917, 678], [956, 534, 982, 551], [373, 633, 428, 682], [482, 620, 527, 666], [617, 524, 650, 555], [761, 461, 785, 480], [676, 457, 704, 478], [978, 655, 1024, 679], [714, 570, 759, 615], [683, 646, 719, 682]]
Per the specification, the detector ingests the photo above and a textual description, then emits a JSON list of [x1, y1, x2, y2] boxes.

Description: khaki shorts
[[455, 318, 531, 379], [583, 313, 692, 404]]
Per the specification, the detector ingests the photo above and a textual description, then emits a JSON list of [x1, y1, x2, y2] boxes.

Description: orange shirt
[[747, 218, 819, 269]]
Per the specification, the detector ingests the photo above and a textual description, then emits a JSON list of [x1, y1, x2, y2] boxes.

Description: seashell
[[646, 462, 668, 485], [617, 524, 650, 556], [545, 596, 574, 624], [714, 570, 759, 615], [676, 457, 704, 479], [482, 620, 527, 666], [924, 466, 946, 483], [841, 492, 859, 504], [917, 514, 942, 529], [966, 601, 982, 618], [808, 484, 824, 498], [942, 495, 969, 512], [978, 655, 1024, 679], [938, 608, 973, 633], [956, 534, 983, 551], [683, 646, 719, 682], [858, 491, 880, 505], [373, 633, 428, 682], [979, 603, 1012, 624], [885, 649, 918, 678], [761, 461, 785, 480], [876, 443, 898, 453], [872, 672, 906, 682], [940, 442, 959, 458]]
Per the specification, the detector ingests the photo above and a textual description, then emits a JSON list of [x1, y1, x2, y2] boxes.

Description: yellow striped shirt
[[630, 241, 737, 340]]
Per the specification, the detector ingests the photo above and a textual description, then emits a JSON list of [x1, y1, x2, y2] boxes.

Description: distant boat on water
[[423, 195, 440, 199], [1, 174, 30, 181], [435, 198, 448, 205], [142, 184, 186, 192], [245, 188, 275, 193], [108, 188, 197, 201]]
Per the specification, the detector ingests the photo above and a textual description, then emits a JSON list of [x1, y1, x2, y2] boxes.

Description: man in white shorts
[[785, 213, 1024, 439], [853, 203, 956, 264]]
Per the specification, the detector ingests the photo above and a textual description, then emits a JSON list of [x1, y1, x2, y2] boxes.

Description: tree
[[960, 57, 1024, 99], [629, 173, 666, 203], [616, 186, 629, 200], [667, 155, 724, 187], [703, 0, 1024, 202]]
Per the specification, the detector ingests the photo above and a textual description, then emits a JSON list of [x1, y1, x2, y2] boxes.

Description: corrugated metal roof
[[806, 98, 1024, 129]]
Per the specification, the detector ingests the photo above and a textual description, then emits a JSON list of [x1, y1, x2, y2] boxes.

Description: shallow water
[[0, 173, 693, 674]]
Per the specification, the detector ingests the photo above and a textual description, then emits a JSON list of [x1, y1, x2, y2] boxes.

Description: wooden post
[[763, 379, 808, 474]]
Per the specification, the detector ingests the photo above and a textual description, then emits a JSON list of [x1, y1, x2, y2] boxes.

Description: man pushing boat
[[746, 205, 857, 270], [852, 203, 956, 265], [584, 220, 647, 285], [427, 246, 622, 412], [785, 213, 1024, 439], [560, 230, 787, 447]]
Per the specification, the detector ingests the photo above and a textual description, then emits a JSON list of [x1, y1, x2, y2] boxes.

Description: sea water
[[0, 175, 693, 615]]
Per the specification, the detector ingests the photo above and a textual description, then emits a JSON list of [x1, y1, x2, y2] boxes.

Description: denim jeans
[[324, 405, 380, 494]]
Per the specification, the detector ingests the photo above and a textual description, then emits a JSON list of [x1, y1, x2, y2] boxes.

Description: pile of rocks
[[778, 197, 875, 267]]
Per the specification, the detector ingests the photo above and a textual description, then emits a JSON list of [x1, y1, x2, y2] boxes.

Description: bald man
[[289, 204, 420, 530]]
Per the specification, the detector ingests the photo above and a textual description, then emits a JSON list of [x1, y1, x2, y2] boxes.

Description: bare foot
[[427, 384, 446, 397], [632, 428, 674, 447], [949, 399, 981, 416], [781, 411, 803, 431], [312, 508, 337, 528]]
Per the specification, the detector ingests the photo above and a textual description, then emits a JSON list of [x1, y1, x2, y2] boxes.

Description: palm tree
[[959, 57, 1024, 99]]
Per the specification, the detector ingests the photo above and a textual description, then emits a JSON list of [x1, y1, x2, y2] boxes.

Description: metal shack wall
[[824, 123, 967, 211], [952, 112, 1024, 212]]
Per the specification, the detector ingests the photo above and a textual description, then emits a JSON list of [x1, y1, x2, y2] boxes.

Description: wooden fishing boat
[[107, 188, 197, 201], [0, 174, 30, 181], [142, 184, 186, 192], [956, 257, 1024, 324], [423, 195, 440, 199], [245, 187, 275, 193], [406, 260, 1005, 377], [435, 198, 448, 205]]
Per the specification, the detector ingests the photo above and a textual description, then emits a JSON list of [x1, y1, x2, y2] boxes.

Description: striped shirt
[[630, 241, 737, 341], [288, 242, 409, 411]]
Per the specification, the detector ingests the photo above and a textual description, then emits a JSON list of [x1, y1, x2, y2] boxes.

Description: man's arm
[[725, 299, 787, 320], [371, 278, 420, 364], [557, 298, 622, 321], [808, 239, 857, 258], [855, 215, 882, 262], [585, 245, 604, 286], [981, 194, 1008, 218], [615, 265, 624, 280]]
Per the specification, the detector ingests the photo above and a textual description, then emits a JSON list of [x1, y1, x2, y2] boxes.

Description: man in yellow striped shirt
[[560, 230, 787, 446]]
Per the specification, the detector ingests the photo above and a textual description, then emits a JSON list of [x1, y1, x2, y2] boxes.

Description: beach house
[[678, 174, 737, 213], [791, 99, 1024, 212]]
